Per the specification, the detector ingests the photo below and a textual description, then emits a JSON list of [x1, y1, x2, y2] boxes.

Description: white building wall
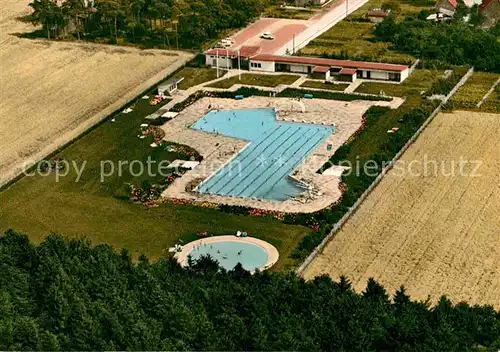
[[325, 71, 331, 80], [370, 70, 389, 80], [205, 55, 234, 69], [368, 16, 385, 23], [248, 60, 275, 72], [290, 64, 309, 73], [400, 68, 409, 82]]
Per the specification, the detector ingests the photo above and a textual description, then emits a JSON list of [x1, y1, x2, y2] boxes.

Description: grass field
[[355, 69, 445, 97], [446, 72, 500, 111], [300, 80, 349, 91], [299, 0, 433, 63], [0, 96, 312, 271], [481, 87, 500, 113], [304, 111, 500, 308], [207, 74, 300, 89], [176, 67, 225, 90], [0, 0, 191, 187]]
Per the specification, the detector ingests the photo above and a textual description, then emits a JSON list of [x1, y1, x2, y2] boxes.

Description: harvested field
[[304, 111, 500, 308], [0, 0, 192, 187]]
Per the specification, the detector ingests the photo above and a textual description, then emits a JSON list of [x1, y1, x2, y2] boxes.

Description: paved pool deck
[[174, 235, 279, 273], [160, 95, 401, 213]]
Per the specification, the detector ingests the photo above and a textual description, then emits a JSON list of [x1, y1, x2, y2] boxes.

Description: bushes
[[372, 15, 500, 72], [3, 231, 500, 351], [277, 88, 392, 101], [425, 68, 468, 97], [170, 87, 271, 112]]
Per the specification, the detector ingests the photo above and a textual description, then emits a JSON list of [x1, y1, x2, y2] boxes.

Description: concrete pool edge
[[174, 235, 279, 272], [160, 96, 402, 213], [191, 107, 334, 201]]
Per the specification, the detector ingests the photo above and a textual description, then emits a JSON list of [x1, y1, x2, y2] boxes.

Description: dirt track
[[304, 111, 500, 308], [0, 0, 192, 186]]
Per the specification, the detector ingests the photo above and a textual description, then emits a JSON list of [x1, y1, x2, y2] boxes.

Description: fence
[[477, 77, 500, 108], [282, 0, 369, 55], [296, 66, 474, 276]]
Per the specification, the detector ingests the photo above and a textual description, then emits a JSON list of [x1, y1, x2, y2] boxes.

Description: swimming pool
[[192, 108, 334, 201], [175, 236, 279, 272]]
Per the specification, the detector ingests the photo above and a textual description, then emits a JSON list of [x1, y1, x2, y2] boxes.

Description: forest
[[372, 11, 500, 72], [25, 0, 266, 48], [1, 230, 500, 351]]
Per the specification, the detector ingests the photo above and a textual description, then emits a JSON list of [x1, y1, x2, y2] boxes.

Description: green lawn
[[335, 69, 446, 161], [480, 90, 500, 113], [176, 67, 224, 90], [0, 94, 311, 272], [208, 74, 300, 89], [300, 80, 349, 91], [355, 69, 445, 97]]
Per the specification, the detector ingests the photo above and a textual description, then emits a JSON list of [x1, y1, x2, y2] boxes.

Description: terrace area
[[160, 95, 402, 212]]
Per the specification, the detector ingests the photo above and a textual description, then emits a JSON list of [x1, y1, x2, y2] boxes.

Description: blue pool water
[[188, 241, 269, 271], [192, 108, 334, 201]]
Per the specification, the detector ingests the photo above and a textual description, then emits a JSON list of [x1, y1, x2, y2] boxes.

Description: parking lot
[[225, 0, 369, 55]]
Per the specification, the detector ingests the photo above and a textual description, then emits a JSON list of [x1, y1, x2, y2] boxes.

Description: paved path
[[344, 79, 362, 93]]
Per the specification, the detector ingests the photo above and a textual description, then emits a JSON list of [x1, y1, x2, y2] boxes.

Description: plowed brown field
[[0, 0, 192, 186], [304, 111, 500, 308]]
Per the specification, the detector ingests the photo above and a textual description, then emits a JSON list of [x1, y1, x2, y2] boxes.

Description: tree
[[2, 231, 500, 350]]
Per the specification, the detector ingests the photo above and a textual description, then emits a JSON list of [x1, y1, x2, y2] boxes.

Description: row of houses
[[204, 47, 409, 83]]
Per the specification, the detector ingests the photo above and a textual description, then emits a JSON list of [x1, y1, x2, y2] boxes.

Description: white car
[[260, 32, 274, 40], [220, 38, 233, 46], [214, 41, 232, 49]]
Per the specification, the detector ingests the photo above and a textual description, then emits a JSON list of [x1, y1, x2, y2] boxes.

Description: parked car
[[260, 32, 274, 40], [214, 41, 231, 49]]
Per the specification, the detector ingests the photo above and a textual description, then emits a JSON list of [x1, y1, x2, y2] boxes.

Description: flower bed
[[129, 170, 187, 208]]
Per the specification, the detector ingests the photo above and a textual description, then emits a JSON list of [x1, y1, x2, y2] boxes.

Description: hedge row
[[170, 86, 391, 112], [277, 88, 393, 101]]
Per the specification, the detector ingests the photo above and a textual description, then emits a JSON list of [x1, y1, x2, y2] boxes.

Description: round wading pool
[[175, 236, 279, 272]]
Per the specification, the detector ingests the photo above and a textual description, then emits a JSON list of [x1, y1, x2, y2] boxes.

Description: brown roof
[[251, 54, 409, 72], [205, 46, 261, 58], [205, 49, 238, 58], [239, 46, 261, 57], [313, 66, 330, 73], [367, 10, 389, 17], [339, 68, 357, 75], [480, 0, 496, 10]]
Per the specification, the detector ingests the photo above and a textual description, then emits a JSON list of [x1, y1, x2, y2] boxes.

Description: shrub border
[[295, 66, 474, 275]]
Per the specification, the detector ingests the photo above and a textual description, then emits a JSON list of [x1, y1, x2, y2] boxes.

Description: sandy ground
[[0, 0, 192, 187], [303, 111, 500, 308]]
